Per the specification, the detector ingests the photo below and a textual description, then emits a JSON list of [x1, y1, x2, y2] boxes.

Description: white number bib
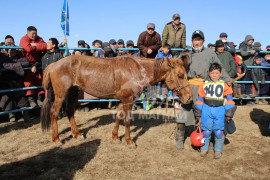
[[203, 81, 225, 100]]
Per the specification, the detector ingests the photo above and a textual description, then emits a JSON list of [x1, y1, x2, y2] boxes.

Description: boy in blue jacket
[[194, 63, 237, 159], [155, 44, 172, 58]]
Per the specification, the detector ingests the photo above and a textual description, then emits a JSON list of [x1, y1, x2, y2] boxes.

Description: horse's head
[[163, 57, 193, 104]]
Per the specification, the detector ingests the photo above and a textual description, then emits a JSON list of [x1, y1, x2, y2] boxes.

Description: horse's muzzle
[[180, 95, 193, 105]]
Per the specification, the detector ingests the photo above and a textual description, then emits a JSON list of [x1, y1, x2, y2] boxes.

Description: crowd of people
[[0, 12, 270, 159]]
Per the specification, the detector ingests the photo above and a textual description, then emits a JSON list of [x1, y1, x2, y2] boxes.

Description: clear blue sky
[[1, 0, 270, 49]]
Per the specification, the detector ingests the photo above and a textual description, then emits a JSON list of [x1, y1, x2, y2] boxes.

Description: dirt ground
[[0, 105, 269, 180]]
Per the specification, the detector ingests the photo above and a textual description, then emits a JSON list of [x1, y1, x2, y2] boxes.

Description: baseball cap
[[102, 42, 111, 51], [147, 23, 155, 29], [219, 32, 228, 37], [109, 39, 116, 44], [253, 42, 262, 48], [78, 40, 85, 46], [126, 40, 134, 46], [266, 45, 270, 50], [207, 43, 215, 47], [172, 13, 180, 20], [230, 42, 237, 47], [117, 39, 124, 44], [192, 30, 204, 40]]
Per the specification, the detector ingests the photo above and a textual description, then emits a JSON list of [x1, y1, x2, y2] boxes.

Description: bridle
[[166, 68, 190, 93]]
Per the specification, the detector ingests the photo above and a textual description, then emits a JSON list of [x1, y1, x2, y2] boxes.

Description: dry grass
[[0, 105, 270, 180]]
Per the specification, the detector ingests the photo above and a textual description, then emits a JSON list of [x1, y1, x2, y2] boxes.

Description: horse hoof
[[73, 133, 85, 140], [127, 142, 137, 149], [54, 141, 63, 147], [78, 136, 86, 141], [76, 134, 85, 141], [112, 138, 122, 144]]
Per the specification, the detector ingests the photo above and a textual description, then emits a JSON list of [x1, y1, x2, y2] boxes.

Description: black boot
[[175, 123, 185, 150], [28, 96, 38, 108], [9, 113, 16, 122], [37, 94, 45, 107]]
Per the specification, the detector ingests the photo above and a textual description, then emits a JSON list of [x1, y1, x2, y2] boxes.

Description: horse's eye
[[178, 74, 183, 78]]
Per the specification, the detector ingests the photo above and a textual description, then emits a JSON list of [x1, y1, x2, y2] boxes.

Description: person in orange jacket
[[194, 63, 237, 159], [19, 26, 47, 108]]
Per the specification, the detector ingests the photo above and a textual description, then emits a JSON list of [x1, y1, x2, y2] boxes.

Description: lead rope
[[168, 94, 178, 140]]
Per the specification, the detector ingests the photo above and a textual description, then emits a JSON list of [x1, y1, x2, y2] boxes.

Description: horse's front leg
[[123, 99, 136, 148], [112, 103, 123, 143]]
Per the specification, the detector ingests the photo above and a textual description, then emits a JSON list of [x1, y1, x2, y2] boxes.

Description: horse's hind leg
[[66, 87, 84, 140], [51, 96, 65, 143], [123, 98, 136, 148]]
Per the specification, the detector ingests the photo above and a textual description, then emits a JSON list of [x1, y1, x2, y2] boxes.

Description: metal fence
[[1, 46, 270, 116]]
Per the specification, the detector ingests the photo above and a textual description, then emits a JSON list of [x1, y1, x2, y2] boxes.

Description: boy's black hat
[[78, 40, 86, 46], [215, 40, 224, 47], [126, 40, 134, 46], [252, 42, 262, 51], [102, 42, 112, 51]]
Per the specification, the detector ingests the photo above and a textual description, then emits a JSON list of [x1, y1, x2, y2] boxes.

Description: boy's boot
[[214, 135, 225, 159], [108, 101, 112, 109], [9, 113, 16, 122], [200, 130, 211, 157], [28, 95, 38, 108], [175, 123, 185, 150], [237, 87, 242, 98], [233, 88, 239, 98], [260, 98, 268, 104], [37, 94, 45, 107]]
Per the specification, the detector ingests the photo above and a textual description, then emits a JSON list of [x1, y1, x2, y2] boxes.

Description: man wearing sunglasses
[[137, 23, 161, 58]]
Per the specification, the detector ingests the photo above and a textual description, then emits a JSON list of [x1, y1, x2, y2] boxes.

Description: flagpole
[[64, 36, 68, 57], [64, 0, 68, 57]]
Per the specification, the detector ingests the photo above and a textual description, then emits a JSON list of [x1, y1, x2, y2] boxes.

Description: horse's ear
[[166, 57, 175, 68], [179, 52, 190, 70]]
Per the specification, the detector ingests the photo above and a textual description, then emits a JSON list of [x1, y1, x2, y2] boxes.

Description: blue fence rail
[[1, 45, 270, 54], [1, 46, 270, 116]]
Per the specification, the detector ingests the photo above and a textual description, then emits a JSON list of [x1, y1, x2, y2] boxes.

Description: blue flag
[[60, 0, 69, 36]]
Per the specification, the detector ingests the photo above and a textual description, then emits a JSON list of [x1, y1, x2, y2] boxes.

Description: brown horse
[[40, 55, 192, 147]]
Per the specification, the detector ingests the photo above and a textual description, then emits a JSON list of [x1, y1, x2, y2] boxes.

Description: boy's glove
[[193, 104, 202, 117], [195, 116, 201, 126], [226, 116, 232, 121]]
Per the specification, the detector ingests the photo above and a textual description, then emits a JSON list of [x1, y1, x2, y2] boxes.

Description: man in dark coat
[[137, 23, 161, 58]]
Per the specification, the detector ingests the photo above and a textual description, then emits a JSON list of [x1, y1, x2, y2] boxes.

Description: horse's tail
[[42, 63, 54, 90], [40, 63, 54, 132]]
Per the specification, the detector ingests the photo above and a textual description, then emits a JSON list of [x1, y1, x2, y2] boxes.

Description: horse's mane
[[153, 58, 166, 83], [75, 55, 141, 67]]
